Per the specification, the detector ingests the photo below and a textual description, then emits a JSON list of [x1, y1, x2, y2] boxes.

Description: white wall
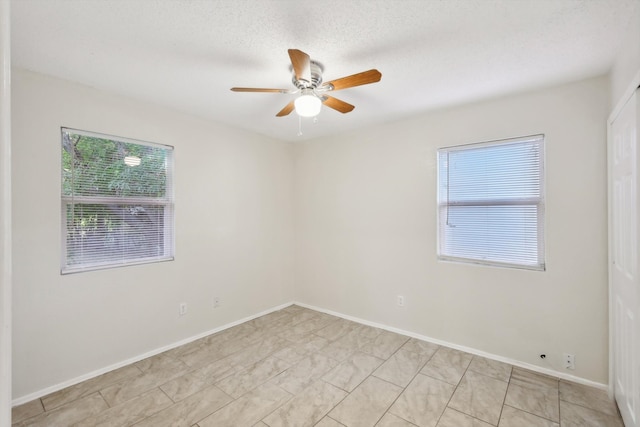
[[1, 0, 12, 423], [11, 67, 614, 399], [11, 69, 295, 399], [294, 76, 610, 383], [610, 4, 640, 107]]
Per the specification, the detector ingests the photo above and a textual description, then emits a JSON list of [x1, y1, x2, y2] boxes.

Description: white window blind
[[437, 135, 545, 270], [61, 128, 174, 274]]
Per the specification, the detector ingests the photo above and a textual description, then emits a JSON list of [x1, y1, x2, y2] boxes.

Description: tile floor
[[12, 305, 625, 427]]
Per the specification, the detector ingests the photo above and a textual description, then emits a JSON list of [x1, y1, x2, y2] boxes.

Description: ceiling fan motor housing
[[292, 60, 324, 89]]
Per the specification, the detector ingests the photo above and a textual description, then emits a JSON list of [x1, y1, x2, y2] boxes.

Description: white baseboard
[[13, 299, 608, 407], [294, 301, 609, 391], [11, 301, 294, 407]]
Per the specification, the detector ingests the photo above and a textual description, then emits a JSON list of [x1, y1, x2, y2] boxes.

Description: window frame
[[436, 134, 546, 271], [60, 128, 175, 274]]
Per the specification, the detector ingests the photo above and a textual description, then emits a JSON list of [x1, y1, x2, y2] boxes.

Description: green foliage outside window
[[62, 132, 167, 198]]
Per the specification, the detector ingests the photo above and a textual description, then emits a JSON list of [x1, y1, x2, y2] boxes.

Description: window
[[437, 135, 545, 270], [61, 128, 174, 274]]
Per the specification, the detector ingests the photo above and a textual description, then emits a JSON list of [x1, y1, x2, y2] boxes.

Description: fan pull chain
[[297, 115, 319, 137]]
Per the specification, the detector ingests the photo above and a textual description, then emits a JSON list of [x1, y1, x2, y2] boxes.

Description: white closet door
[[610, 88, 639, 427]]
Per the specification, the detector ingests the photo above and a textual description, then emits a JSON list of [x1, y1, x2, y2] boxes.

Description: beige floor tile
[[323, 351, 385, 392], [504, 380, 559, 422], [163, 336, 219, 361], [376, 412, 418, 426], [319, 330, 374, 361], [273, 334, 329, 365], [198, 382, 292, 427], [467, 356, 512, 382], [161, 356, 238, 402], [13, 307, 626, 427], [41, 364, 142, 411], [135, 353, 182, 373], [436, 408, 493, 427], [271, 345, 310, 365], [13, 393, 108, 427], [72, 388, 172, 427], [241, 326, 281, 344], [279, 315, 339, 342], [178, 335, 252, 368], [262, 380, 347, 427], [510, 368, 558, 390], [272, 352, 340, 395], [214, 323, 259, 344], [273, 314, 319, 332], [213, 322, 259, 343], [400, 338, 439, 358], [277, 326, 309, 344], [355, 325, 384, 341], [247, 310, 291, 329], [11, 399, 44, 424], [281, 304, 308, 314], [315, 318, 362, 341], [448, 370, 508, 425], [226, 335, 290, 368], [272, 334, 329, 364], [420, 347, 473, 385], [559, 400, 624, 427], [295, 333, 330, 352], [315, 417, 345, 427], [276, 305, 304, 314], [373, 348, 432, 388], [316, 313, 342, 323], [559, 380, 620, 417], [498, 405, 559, 427], [133, 385, 233, 427], [215, 356, 290, 398], [279, 309, 320, 325], [388, 373, 455, 427], [166, 333, 219, 358], [360, 330, 410, 360], [329, 376, 403, 427], [296, 314, 339, 334], [100, 357, 191, 406]]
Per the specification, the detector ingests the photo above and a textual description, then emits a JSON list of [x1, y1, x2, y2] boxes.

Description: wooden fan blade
[[288, 49, 311, 83], [322, 69, 382, 91], [231, 87, 290, 93], [276, 100, 296, 117], [322, 96, 355, 114]]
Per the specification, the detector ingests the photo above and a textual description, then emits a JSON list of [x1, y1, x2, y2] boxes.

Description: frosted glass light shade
[[294, 94, 321, 117]]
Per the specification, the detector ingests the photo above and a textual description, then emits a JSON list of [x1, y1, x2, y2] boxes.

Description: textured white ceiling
[[11, 0, 637, 141]]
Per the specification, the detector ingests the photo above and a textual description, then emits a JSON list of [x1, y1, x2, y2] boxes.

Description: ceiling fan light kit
[[231, 49, 382, 119], [294, 89, 322, 117]]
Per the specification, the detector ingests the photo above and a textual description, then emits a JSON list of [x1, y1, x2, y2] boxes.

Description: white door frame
[[607, 71, 640, 424], [608, 69, 640, 403]]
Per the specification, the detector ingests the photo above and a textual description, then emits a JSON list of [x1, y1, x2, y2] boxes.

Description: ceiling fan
[[231, 49, 382, 118]]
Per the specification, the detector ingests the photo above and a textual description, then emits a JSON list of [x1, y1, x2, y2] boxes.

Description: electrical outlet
[[397, 295, 405, 307], [179, 302, 187, 316], [214, 296, 220, 308], [564, 353, 575, 370]]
